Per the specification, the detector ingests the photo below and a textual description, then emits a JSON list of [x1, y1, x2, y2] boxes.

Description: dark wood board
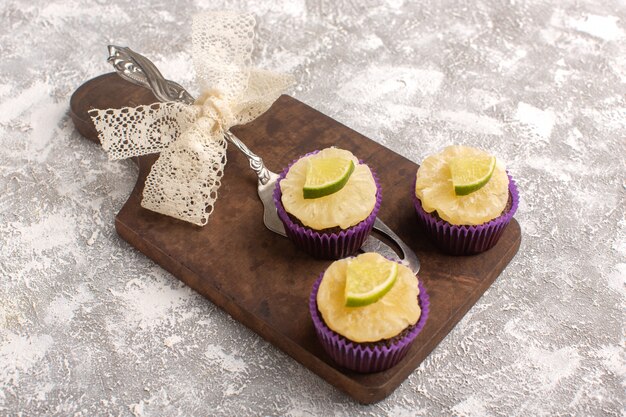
[[70, 73, 521, 404]]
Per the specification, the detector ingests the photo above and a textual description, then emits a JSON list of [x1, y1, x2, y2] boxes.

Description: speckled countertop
[[1, 0, 625, 415]]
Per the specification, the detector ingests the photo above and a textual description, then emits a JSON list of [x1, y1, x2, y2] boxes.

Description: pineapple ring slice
[[415, 146, 509, 226], [317, 253, 421, 343], [280, 148, 377, 230]]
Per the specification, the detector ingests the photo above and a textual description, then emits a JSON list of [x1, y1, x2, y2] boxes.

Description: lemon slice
[[450, 154, 496, 196], [303, 156, 355, 199], [345, 253, 398, 307]]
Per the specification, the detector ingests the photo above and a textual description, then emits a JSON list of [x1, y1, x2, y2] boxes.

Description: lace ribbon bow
[[89, 12, 293, 226]]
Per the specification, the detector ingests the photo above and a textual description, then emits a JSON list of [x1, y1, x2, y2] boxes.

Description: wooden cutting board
[[70, 73, 521, 404]]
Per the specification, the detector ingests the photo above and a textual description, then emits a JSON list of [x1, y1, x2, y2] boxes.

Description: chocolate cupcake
[[413, 145, 519, 255], [309, 253, 430, 373], [274, 148, 381, 259]]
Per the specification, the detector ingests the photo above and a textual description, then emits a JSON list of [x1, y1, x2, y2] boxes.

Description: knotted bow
[[89, 12, 293, 225]]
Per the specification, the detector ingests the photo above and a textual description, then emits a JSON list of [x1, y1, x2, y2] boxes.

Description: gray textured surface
[[1, 0, 625, 415]]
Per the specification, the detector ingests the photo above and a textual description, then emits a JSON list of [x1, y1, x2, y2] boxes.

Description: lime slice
[[345, 253, 399, 307], [303, 156, 355, 199], [450, 155, 496, 196]]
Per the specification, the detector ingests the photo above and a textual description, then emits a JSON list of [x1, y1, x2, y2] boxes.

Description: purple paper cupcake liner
[[413, 173, 519, 255], [274, 152, 382, 259], [309, 271, 430, 373]]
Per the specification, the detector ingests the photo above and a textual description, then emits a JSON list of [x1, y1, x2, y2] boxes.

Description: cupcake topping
[[303, 156, 355, 199], [317, 253, 421, 343], [280, 148, 377, 230], [415, 145, 509, 226]]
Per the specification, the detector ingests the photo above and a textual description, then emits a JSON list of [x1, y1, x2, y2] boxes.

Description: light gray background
[[1, 0, 625, 415]]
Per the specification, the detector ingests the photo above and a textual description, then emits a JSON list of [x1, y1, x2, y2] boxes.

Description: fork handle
[[224, 131, 272, 185], [107, 45, 195, 105], [107, 45, 273, 186]]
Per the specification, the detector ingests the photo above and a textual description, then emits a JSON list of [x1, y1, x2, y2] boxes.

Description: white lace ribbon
[[89, 11, 293, 226]]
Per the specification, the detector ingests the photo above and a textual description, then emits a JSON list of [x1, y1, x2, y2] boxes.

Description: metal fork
[[106, 45, 420, 273]]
